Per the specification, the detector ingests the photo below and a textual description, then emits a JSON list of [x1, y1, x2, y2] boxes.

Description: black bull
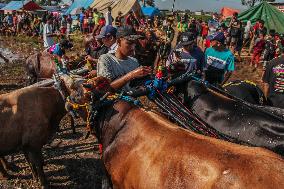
[[185, 80, 284, 156], [222, 80, 267, 105]]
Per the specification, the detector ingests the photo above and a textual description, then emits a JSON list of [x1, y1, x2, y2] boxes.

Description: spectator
[[228, 12, 242, 55], [115, 11, 123, 27], [4, 13, 13, 26], [12, 13, 18, 33], [262, 52, 284, 108], [255, 20, 267, 37], [43, 16, 55, 48], [208, 13, 219, 35], [204, 32, 235, 85], [263, 30, 276, 69], [87, 11, 93, 33], [125, 11, 135, 27], [167, 32, 204, 76], [201, 22, 209, 49], [83, 12, 89, 33], [60, 15, 67, 35], [275, 33, 283, 57], [177, 17, 188, 33], [249, 19, 260, 54], [188, 18, 198, 37], [66, 14, 72, 36], [135, 29, 159, 67], [79, 9, 85, 32], [72, 16, 80, 32], [243, 20, 252, 48], [196, 19, 203, 48], [251, 31, 265, 70], [105, 6, 113, 26], [92, 8, 100, 26]]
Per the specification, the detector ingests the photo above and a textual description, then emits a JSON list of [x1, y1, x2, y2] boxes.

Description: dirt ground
[[0, 36, 104, 189], [0, 35, 265, 189]]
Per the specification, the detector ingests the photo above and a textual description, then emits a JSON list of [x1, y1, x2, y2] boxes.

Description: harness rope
[[142, 70, 237, 143], [66, 91, 142, 158]]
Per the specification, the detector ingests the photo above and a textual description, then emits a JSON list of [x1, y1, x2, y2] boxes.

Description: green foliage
[[191, 15, 211, 22]]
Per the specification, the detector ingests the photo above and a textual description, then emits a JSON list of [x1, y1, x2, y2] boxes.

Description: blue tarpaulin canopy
[[1, 0, 43, 11], [65, 0, 94, 15], [141, 6, 160, 17], [0, 3, 7, 10]]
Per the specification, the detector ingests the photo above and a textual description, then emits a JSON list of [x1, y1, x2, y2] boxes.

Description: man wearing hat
[[204, 32, 235, 86], [97, 26, 152, 92], [166, 32, 204, 76], [96, 25, 118, 53]]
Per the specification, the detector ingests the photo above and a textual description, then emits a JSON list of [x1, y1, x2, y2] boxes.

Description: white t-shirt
[[97, 53, 139, 92], [43, 23, 54, 48]]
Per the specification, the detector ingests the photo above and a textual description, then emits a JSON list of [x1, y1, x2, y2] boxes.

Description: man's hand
[[85, 55, 98, 65], [110, 66, 152, 91], [221, 71, 233, 85], [126, 66, 152, 80]]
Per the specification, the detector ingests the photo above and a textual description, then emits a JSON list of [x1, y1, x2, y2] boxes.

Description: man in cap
[[97, 26, 152, 92], [204, 32, 235, 86], [167, 32, 204, 76], [95, 25, 118, 53]]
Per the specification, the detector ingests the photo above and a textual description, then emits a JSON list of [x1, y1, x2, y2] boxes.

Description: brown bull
[[25, 51, 86, 84], [64, 76, 284, 189], [25, 51, 57, 84], [0, 86, 71, 188]]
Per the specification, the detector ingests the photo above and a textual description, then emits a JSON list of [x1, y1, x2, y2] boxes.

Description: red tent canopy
[[220, 7, 240, 20], [1, 1, 43, 12], [23, 1, 43, 11]]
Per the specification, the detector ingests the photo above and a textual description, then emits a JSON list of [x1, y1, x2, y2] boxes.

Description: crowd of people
[[1, 7, 284, 108]]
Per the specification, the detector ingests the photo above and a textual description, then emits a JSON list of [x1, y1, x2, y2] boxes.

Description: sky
[[155, 0, 282, 12]]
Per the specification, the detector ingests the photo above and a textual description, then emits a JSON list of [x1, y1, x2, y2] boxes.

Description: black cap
[[95, 25, 117, 39], [180, 32, 195, 46], [116, 26, 142, 41]]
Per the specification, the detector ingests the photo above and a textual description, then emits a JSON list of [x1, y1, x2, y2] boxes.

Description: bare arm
[[110, 66, 152, 90], [263, 82, 269, 98], [222, 71, 233, 85], [110, 74, 132, 90]]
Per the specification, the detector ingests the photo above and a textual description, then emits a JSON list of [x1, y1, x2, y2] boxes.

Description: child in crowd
[[251, 32, 265, 70]]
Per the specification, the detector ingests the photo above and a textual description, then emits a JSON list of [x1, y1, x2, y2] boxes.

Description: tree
[[241, 0, 275, 7]]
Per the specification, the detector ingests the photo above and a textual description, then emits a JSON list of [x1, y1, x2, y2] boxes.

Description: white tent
[[91, 0, 141, 18]]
